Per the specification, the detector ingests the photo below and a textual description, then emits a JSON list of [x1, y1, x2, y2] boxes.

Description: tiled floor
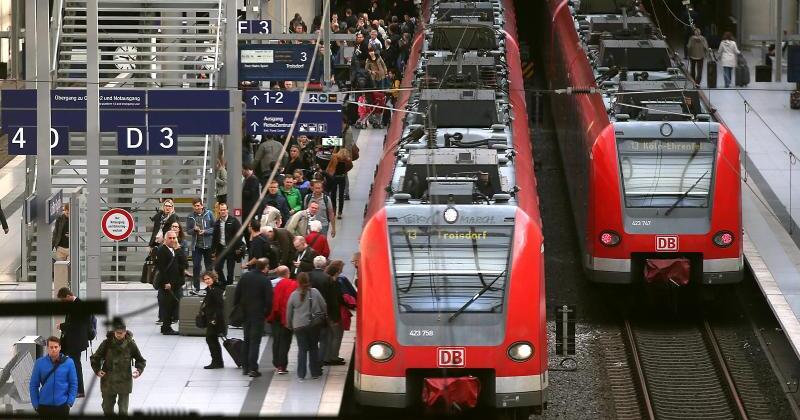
[[0, 128, 381, 416]]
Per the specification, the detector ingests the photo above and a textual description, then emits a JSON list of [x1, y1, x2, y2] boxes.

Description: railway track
[[621, 317, 750, 420]]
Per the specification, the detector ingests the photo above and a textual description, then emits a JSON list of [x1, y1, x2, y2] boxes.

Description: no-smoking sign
[[102, 208, 134, 241]]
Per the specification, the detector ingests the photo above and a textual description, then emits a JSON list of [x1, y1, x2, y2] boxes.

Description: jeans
[[689, 58, 704, 84], [101, 393, 130, 416], [214, 253, 237, 286], [242, 318, 264, 373], [63, 350, 84, 395], [723, 66, 733, 88], [294, 326, 323, 379], [192, 247, 213, 290], [271, 321, 293, 369], [320, 321, 344, 362], [37, 404, 69, 417], [329, 175, 347, 215], [206, 330, 223, 365]]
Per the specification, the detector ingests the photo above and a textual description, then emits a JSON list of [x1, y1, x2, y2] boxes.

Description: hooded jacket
[[29, 353, 77, 409], [90, 331, 146, 395]]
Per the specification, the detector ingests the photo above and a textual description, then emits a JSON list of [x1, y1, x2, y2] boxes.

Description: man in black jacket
[[308, 256, 329, 290], [212, 203, 243, 286], [291, 236, 319, 278], [244, 225, 276, 270], [52, 204, 70, 261], [242, 164, 261, 221], [234, 258, 273, 377], [155, 231, 187, 335], [56, 287, 91, 397]]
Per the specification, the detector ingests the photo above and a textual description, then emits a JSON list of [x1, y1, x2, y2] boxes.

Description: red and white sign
[[655, 235, 679, 252], [437, 347, 466, 368], [102, 208, 135, 241], [233, 208, 242, 217]]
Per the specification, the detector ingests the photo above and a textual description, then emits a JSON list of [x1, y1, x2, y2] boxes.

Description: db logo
[[655, 235, 679, 252], [437, 347, 466, 368]]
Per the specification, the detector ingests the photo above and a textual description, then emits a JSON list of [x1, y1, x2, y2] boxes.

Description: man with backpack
[[304, 181, 336, 238], [90, 320, 146, 416], [56, 287, 94, 398], [30, 336, 78, 417]]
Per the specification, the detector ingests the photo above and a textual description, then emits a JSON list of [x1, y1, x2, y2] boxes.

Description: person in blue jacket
[[29, 336, 77, 417]]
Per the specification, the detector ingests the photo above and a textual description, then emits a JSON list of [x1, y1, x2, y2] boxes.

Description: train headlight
[[599, 230, 621, 247], [713, 230, 735, 247], [507, 342, 534, 362], [368, 342, 394, 362]]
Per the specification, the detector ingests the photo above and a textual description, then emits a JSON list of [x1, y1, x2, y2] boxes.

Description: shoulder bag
[[308, 293, 327, 329]]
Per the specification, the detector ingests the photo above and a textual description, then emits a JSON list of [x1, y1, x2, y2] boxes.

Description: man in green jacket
[[90, 320, 146, 416], [280, 176, 303, 215]]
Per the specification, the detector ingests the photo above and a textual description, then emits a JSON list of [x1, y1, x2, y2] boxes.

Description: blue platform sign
[[117, 127, 148, 155], [116, 126, 179, 156], [239, 44, 318, 81], [243, 90, 343, 136], [7, 126, 69, 156], [238, 20, 272, 34], [148, 126, 178, 155], [0, 89, 228, 136]]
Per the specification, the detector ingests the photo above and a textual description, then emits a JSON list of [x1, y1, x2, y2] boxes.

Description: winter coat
[[267, 277, 298, 326], [90, 331, 146, 395], [305, 231, 330, 258], [186, 209, 215, 250], [51, 213, 69, 249], [203, 282, 227, 336], [365, 56, 388, 82], [687, 34, 709, 60], [717, 39, 740, 68], [60, 297, 91, 354], [29, 354, 77, 409]]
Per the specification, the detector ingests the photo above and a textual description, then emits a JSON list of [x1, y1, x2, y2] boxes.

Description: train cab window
[[388, 225, 513, 313], [617, 138, 716, 208]]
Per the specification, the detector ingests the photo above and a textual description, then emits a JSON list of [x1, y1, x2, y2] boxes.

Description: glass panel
[[617, 138, 716, 208], [388, 225, 513, 313]]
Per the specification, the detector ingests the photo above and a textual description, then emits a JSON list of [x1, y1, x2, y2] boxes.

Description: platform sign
[[117, 127, 147, 155], [46, 190, 63, 225], [238, 19, 272, 34], [101, 208, 134, 241], [239, 44, 318, 81], [7, 126, 69, 156], [0, 89, 228, 135], [244, 90, 343, 136], [117, 126, 179, 155]]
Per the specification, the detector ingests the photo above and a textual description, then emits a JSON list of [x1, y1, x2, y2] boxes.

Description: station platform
[[701, 49, 800, 360], [0, 127, 385, 416]]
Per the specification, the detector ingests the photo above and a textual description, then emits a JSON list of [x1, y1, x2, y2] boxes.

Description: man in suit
[[212, 203, 243, 286], [292, 236, 319, 278], [56, 288, 91, 398], [234, 258, 273, 377], [155, 231, 187, 335], [242, 163, 261, 222]]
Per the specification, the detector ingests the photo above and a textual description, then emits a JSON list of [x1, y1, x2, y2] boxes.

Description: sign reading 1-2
[[8, 126, 69, 155]]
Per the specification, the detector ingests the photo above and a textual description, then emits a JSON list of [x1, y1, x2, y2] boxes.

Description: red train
[[354, 0, 547, 415], [543, 0, 742, 285]]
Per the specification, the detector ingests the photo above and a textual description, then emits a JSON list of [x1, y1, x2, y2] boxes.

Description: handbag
[[350, 142, 360, 161], [308, 294, 327, 328], [195, 301, 208, 329], [140, 256, 156, 284]]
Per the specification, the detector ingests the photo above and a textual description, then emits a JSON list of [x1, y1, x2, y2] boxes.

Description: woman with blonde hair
[[717, 31, 740, 88], [325, 148, 353, 219]]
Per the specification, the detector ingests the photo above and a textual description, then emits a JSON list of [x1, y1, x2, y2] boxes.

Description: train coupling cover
[[422, 376, 481, 413], [644, 258, 691, 286]]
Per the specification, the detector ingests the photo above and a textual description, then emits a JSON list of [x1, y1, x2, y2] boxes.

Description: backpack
[[88, 315, 98, 341]]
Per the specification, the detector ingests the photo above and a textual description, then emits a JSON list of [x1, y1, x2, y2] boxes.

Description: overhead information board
[[239, 44, 320, 81], [243, 91, 342, 136]]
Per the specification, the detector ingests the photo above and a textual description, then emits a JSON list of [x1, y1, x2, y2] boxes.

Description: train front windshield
[[388, 225, 513, 313], [617, 138, 716, 208]]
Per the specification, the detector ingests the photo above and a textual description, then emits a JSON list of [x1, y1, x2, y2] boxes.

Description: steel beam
[[777, 0, 785, 82], [86, 0, 101, 298], [225, 0, 243, 222], [35, 0, 52, 337]]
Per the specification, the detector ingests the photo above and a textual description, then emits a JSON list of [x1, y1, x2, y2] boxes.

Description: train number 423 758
[[409, 329, 434, 337]]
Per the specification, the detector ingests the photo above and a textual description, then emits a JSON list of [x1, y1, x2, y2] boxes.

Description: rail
[[702, 319, 749, 420], [50, 0, 65, 78]]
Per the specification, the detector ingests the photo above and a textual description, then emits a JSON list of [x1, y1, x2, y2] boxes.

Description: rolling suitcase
[[223, 337, 243, 367], [791, 90, 800, 110], [735, 54, 750, 86], [706, 59, 717, 88], [178, 295, 206, 336], [755, 65, 772, 82]]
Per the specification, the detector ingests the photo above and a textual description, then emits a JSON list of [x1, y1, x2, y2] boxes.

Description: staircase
[[23, 0, 225, 281]]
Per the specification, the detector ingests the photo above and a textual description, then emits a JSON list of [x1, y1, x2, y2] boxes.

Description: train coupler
[[644, 258, 690, 286], [422, 376, 481, 413]]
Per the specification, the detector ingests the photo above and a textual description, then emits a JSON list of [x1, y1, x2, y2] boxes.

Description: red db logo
[[437, 347, 466, 368], [655, 235, 679, 252]]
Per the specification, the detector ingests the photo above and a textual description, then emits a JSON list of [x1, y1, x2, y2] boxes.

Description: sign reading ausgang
[[102, 208, 134, 241], [244, 90, 343, 136]]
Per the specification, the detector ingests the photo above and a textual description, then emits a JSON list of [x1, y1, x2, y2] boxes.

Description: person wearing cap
[[90, 320, 146, 416]]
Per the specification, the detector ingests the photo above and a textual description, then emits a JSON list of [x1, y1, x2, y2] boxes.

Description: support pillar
[[86, 0, 101, 297]]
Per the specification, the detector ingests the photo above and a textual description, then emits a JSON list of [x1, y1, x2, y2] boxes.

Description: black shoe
[[161, 329, 179, 336], [248, 370, 262, 378], [322, 361, 331, 366], [204, 363, 224, 369], [242, 370, 250, 376], [334, 357, 345, 363], [344, 195, 350, 201], [328, 360, 346, 366]]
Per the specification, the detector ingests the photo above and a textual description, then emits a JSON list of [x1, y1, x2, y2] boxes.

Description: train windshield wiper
[[664, 170, 709, 216], [448, 269, 507, 323]]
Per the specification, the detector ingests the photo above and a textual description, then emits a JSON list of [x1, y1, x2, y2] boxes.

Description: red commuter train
[[354, 0, 547, 416], [543, 0, 742, 285]]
